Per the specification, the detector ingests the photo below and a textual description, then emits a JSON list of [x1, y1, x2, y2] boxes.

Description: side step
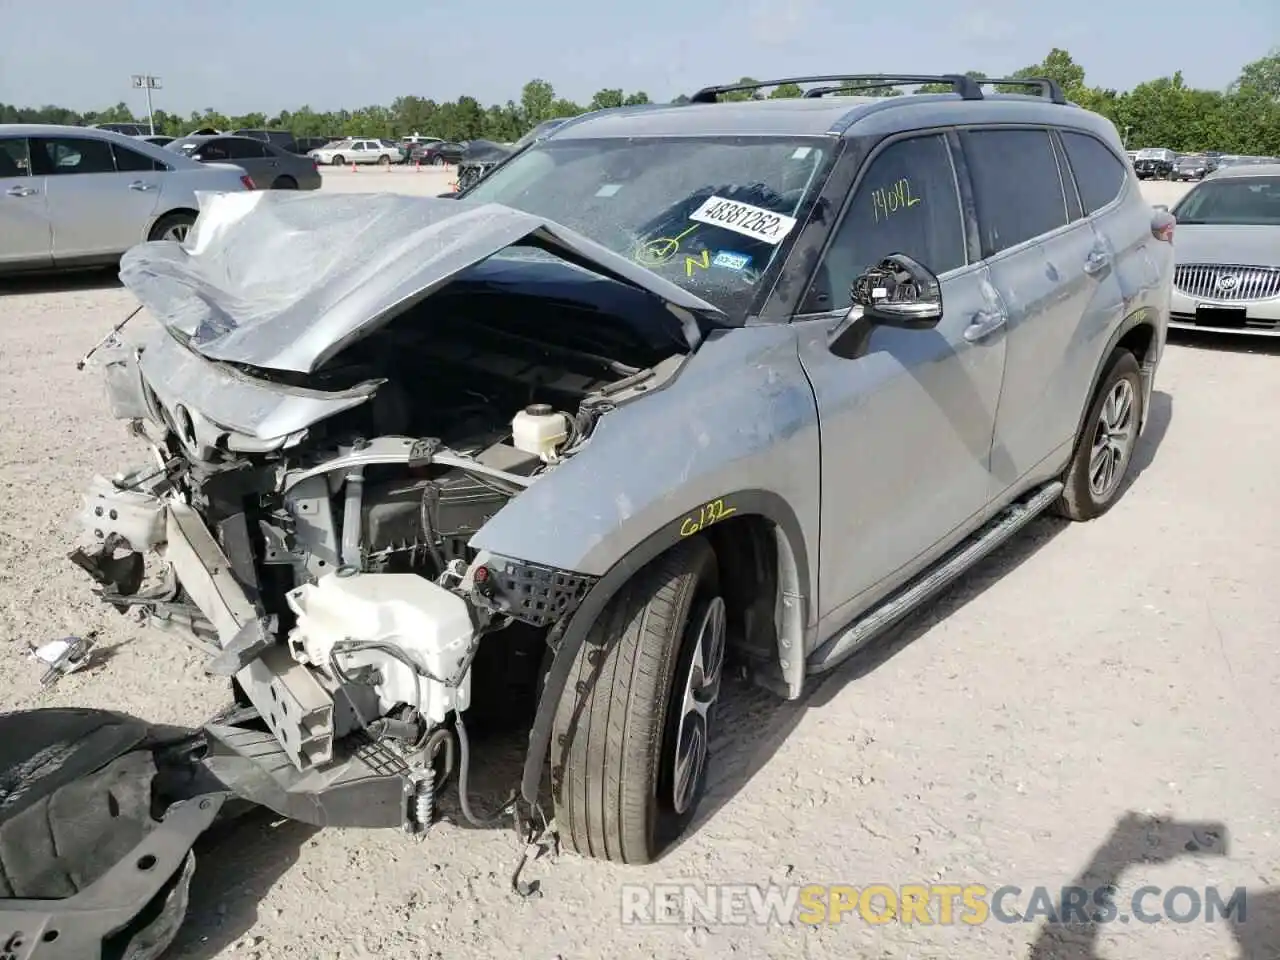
[[807, 481, 1064, 674]]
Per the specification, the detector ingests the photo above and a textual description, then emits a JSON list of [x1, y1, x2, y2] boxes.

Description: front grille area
[[1174, 263, 1280, 302]]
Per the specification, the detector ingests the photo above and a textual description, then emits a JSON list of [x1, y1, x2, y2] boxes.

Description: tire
[[378, 154, 391, 167], [272, 176, 298, 190], [551, 537, 725, 863], [331, 155, 345, 167], [148, 211, 196, 243], [1055, 349, 1144, 521]]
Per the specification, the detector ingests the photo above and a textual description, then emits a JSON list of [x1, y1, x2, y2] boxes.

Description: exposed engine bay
[[70, 265, 689, 839]]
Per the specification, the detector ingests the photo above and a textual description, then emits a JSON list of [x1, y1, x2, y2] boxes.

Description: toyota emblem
[[1216, 274, 1239, 291]]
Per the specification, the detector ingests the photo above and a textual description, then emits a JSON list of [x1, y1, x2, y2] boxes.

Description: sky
[[1, 0, 1276, 116]]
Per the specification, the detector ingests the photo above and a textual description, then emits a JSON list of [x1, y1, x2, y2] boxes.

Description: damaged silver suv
[[68, 74, 1174, 873]]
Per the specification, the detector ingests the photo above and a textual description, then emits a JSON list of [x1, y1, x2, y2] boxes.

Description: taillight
[[1151, 208, 1175, 243], [240, 175, 256, 190]]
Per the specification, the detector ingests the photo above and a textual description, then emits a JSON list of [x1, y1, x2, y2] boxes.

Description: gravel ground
[[2, 176, 1278, 960]]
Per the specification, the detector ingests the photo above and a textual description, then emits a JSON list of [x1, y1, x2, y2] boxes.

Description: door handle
[[963, 309, 1007, 343], [128, 181, 157, 192], [1084, 250, 1112, 275], [5, 185, 37, 197]]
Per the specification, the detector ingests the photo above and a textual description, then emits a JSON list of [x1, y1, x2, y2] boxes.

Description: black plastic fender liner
[[0, 708, 227, 960], [518, 489, 812, 805]]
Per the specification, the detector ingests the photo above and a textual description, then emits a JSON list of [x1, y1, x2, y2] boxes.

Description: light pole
[[1123, 124, 1132, 148], [131, 75, 162, 135]]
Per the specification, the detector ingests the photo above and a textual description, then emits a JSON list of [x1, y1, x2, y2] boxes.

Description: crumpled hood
[[118, 190, 728, 374], [1173, 224, 1280, 269]]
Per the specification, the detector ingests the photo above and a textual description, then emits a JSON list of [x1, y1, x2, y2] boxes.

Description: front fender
[[470, 323, 820, 597]]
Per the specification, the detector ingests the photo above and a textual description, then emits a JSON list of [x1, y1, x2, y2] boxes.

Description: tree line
[[2, 48, 1277, 155]]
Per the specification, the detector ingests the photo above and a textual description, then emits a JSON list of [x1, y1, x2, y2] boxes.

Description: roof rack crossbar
[[977, 76, 1068, 104], [689, 74, 985, 103], [688, 73, 1068, 106]]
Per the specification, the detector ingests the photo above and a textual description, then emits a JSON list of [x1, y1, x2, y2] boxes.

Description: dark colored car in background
[[290, 135, 341, 154], [1134, 147, 1178, 180], [167, 134, 322, 190], [454, 117, 577, 191], [410, 140, 467, 165], [1173, 155, 1209, 181], [232, 129, 299, 151]]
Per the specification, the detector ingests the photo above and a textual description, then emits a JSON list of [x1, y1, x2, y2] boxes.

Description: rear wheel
[[1056, 349, 1144, 521], [148, 211, 195, 243], [551, 538, 725, 863], [272, 175, 298, 190], [378, 154, 391, 167]]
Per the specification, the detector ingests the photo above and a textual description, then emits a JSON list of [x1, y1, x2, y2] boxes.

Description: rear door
[[221, 138, 276, 184], [0, 135, 52, 267], [960, 126, 1111, 498], [32, 135, 164, 260]]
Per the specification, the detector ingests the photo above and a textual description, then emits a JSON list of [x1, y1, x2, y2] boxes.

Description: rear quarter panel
[[469, 323, 821, 604]]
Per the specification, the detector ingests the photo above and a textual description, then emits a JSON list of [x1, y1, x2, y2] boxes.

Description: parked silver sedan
[[308, 138, 401, 166], [1167, 162, 1280, 335], [0, 124, 253, 274]]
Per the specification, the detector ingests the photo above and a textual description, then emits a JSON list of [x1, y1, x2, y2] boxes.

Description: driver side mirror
[[851, 253, 943, 329]]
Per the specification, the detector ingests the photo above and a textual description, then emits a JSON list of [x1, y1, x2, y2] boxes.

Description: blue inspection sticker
[[712, 250, 752, 271]]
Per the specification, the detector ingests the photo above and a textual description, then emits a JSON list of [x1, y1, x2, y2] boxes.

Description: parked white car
[[308, 138, 401, 166], [0, 124, 253, 273]]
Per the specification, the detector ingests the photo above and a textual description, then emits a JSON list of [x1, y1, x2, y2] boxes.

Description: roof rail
[[690, 75, 985, 103], [689, 73, 1068, 105]]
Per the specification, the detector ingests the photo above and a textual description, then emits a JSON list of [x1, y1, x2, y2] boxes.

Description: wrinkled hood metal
[[118, 191, 728, 374], [1173, 225, 1280, 269]]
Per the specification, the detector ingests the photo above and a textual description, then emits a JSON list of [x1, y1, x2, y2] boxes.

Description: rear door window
[[1060, 131, 1128, 215], [196, 139, 232, 161], [962, 128, 1069, 255], [112, 142, 166, 172], [29, 137, 118, 176], [803, 133, 967, 312]]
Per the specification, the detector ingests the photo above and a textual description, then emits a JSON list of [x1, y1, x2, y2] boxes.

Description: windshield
[[462, 135, 833, 315], [1173, 177, 1280, 226]]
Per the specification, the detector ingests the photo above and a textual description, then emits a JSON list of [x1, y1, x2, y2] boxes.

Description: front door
[[0, 136, 52, 267], [795, 132, 1007, 626], [31, 135, 162, 260]]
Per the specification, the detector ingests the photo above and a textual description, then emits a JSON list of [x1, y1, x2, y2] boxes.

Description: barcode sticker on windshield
[[689, 195, 798, 245]]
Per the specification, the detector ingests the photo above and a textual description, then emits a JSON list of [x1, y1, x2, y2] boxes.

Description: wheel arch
[[517, 490, 813, 805], [145, 207, 199, 242], [1072, 306, 1158, 446]]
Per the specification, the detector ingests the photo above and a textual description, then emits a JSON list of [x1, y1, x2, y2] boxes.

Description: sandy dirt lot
[[1, 175, 1278, 960]]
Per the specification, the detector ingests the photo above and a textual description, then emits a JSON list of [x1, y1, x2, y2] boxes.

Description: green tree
[[1232, 48, 1280, 100], [917, 71, 986, 94], [590, 89, 624, 110], [623, 91, 651, 105], [1012, 48, 1086, 95], [770, 83, 804, 99], [520, 79, 556, 126]]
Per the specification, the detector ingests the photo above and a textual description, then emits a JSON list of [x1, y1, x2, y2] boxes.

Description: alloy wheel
[[670, 595, 727, 815], [1089, 378, 1136, 499]]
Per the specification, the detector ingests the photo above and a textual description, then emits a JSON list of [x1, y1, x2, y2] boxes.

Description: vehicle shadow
[[1027, 811, 1279, 959], [0, 268, 121, 296], [169, 810, 319, 959], [1167, 328, 1280, 357]]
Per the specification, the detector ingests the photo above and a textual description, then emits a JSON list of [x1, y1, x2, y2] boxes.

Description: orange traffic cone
[[350, 162, 358, 173]]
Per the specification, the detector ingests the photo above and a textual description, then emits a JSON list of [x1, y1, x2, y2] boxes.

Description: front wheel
[[331, 154, 345, 167], [1056, 349, 1144, 521], [551, 537, 725, 863]]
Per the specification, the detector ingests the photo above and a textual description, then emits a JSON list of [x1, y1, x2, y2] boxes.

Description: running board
[[807, 481, 1064, 674]]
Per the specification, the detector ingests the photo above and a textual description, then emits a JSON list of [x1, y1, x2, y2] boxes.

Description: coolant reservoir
[[511, 403, 569, 460]]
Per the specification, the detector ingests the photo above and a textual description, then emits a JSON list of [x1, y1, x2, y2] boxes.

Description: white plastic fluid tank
[[511, 403, 569, 460], [286, 572, 475, 723]]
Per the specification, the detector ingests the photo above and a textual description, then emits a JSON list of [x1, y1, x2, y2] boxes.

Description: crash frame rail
[[687, 74, 1068, 106]]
